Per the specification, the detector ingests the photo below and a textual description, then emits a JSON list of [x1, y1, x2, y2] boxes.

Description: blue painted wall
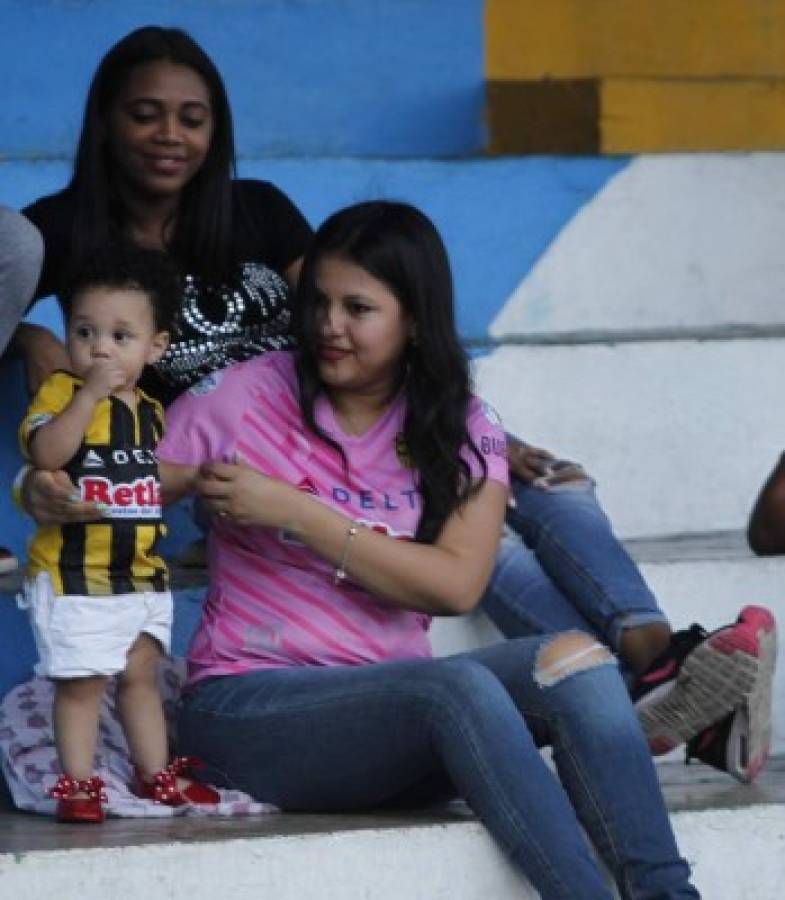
[[0, 0, 484, 158]]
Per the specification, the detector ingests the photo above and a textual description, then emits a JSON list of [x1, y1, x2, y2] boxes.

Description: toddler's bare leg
[[116, 633, 168, 778], [54, 676, 109, 787]]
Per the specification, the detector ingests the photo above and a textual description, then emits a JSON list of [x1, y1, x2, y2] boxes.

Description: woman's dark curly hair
[[69, 26, 236, 282], [293, 201, 486, 543]]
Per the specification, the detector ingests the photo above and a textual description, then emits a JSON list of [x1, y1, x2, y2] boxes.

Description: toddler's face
[[67, 286, 168, 393]]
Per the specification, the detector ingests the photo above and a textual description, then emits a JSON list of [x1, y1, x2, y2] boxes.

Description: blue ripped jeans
[[481, 479, 668, 656], [178, 637, 698, 899]]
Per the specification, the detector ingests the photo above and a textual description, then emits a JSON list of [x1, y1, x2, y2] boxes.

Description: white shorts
[[19, 572, 173, 679]]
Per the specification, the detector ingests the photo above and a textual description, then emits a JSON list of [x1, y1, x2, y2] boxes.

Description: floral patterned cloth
[[0, 658, 276, 818]]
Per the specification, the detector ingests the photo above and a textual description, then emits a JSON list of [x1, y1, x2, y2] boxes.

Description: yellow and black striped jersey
[[20, 371, 168, 596]]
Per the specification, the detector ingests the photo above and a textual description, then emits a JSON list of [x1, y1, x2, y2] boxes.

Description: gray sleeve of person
[[0, 206, 44, 355]]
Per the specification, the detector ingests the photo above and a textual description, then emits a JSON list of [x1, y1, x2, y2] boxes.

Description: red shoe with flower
[[50, 774, 107, 823], [134, 756, 220, 806]]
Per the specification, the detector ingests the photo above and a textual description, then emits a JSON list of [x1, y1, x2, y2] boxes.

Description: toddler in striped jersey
[[19, 245, 218, 822]]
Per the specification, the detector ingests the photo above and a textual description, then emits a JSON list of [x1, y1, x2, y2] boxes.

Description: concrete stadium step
[[473, 336, 785, 538], [1, 759, 783, 899]]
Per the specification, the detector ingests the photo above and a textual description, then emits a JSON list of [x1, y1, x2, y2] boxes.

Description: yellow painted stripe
[[486, 0, 785, 79], [600, 78, 785, 153]]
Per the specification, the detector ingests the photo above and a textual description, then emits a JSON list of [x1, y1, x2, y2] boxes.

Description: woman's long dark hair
[[69, 26, 236, 281], [293, 201, 486, 544]]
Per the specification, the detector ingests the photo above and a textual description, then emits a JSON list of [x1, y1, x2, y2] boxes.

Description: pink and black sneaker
[[687, 607, 777, 784], [633, 605, 777, 757], [685, 708, 761, 783]]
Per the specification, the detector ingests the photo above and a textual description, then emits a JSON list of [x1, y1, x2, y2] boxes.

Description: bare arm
[[748, 454, 785, 555], [11, 324, 70, 395], [27, 361, 125, 471], [28, 389, 100, 471], [197, 461, 508, 615], [159, 461, 199, 506]]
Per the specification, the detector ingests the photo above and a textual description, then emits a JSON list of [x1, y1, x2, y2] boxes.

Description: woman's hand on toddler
[[24, 469, 105, 525]]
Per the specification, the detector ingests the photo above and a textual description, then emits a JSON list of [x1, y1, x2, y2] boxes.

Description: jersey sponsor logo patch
[[479, 435, 507, 458], [109, 448, 157, 466], [297, 477, 319, 495], [355, 518, 414, 541], [78, 475, 162, 519], [81, 449, 105, 469], [27, 412, 53, 431], [278, 517, 414, 551], [76, 448, 156, 469], [480, 400, 503, 427], [189, 371, 223, 396]]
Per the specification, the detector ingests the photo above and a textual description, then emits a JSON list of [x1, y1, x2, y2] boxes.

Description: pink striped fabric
[[157, 353, 509, 685]]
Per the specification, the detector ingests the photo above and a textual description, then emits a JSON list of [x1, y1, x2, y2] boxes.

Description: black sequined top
[[24, 179, 313, 406], [147, 260, 295, 403]]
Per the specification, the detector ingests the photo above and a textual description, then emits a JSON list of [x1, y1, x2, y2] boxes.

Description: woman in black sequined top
[[17, 26, 313, 407]]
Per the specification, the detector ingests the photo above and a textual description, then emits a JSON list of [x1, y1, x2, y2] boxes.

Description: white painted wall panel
[[492, 155, 785, 336], [474, 339, 785, 537]]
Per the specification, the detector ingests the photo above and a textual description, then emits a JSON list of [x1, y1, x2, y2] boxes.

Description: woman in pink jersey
[[157, 202, 698, 899]]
